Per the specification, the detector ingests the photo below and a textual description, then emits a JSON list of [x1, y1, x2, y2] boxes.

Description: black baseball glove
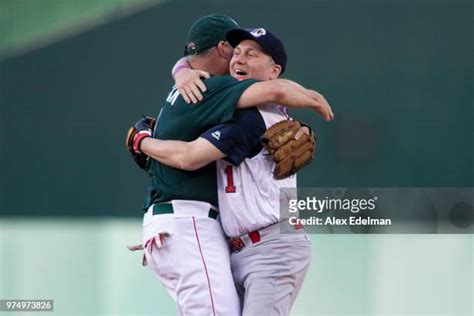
[[125, 116, 156, 169]]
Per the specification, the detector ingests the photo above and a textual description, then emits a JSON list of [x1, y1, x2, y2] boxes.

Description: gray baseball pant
[[230, 232, 312, 316]]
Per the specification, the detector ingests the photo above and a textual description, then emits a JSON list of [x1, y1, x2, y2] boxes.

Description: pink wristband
[[171, 57, 191, 79]]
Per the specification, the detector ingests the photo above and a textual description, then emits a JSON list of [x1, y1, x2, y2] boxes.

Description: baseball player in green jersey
[[127, 14, 332, 316]]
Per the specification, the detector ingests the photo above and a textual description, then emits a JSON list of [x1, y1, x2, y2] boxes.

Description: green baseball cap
[[184, 14, 239, 56]]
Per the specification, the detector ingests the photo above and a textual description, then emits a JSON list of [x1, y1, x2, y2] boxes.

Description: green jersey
[[144, 75, 256, 209]]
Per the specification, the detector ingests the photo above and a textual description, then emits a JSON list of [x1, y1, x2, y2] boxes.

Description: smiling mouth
[[234, 69, 248, 76]]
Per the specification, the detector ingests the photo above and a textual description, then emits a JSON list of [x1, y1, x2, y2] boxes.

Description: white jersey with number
[[215, 104, 297, 237]]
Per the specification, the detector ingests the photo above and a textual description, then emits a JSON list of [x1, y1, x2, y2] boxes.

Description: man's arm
[[172, 64, 334, 121], [236, 79, 334, 122], [141, 116, 260, 171], [140, 137, 224, 171], [140, 113, 315, 176]]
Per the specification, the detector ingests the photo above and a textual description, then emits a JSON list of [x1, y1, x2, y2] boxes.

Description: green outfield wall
[[1, 0, 472, 216]]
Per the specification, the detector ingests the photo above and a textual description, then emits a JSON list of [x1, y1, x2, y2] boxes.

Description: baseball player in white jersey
[[140, 28, 334, 315]]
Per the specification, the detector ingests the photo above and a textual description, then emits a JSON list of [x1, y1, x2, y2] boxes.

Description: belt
[[229, 221, 304, 253], [152, 203, 219, 220]]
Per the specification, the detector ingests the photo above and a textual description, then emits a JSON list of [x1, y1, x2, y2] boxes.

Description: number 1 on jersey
[[225, 165, 236, 193]]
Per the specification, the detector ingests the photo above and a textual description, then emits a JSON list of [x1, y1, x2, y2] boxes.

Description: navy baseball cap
[[184, 14, 239, 56], [226, 28, 287, 74]]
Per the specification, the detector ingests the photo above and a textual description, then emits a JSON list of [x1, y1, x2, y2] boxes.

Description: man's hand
[[274, 79, 334, 122], [306, 89, 334, 122], [175, 68, 210, 104]]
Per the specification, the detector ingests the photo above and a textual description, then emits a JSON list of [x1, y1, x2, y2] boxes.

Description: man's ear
[[270, 63, 282, 80], [216, 41, 233, 60]]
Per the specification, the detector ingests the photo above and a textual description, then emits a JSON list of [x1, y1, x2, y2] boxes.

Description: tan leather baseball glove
[[261, 119, 316, 179]]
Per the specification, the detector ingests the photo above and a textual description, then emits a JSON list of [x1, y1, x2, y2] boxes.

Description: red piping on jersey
[[192, 217, 216, 316]]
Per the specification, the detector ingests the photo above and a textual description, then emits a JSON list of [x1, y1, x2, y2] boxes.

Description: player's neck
[[189, 55, 227, 75]]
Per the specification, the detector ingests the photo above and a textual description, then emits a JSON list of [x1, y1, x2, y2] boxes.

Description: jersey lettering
[[224, 165, 236, 193], [166, 86, 180, 105]]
